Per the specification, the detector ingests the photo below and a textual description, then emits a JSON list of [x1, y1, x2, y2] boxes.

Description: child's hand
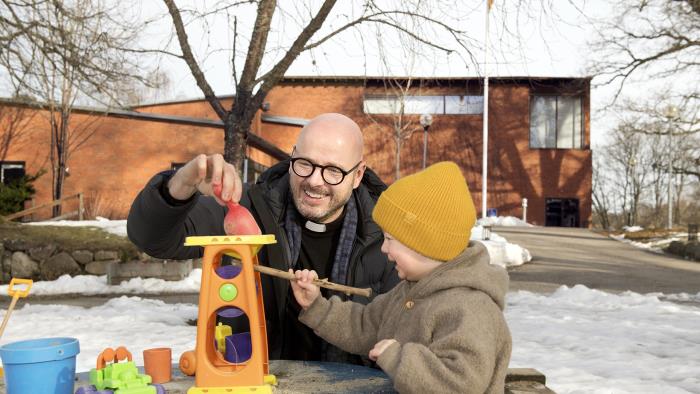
[[289, 269, 321, 310], [369, 338, 397, 361]]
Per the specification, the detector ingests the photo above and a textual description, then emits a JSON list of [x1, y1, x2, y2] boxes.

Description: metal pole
[[481, 0, 491, 219], [667, 127, 673, 230], [422, 126, 428, 169]]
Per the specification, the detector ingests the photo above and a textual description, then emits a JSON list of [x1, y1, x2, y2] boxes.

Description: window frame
[[0, 161, 26, 185], [363, 94, 484, 115], [529, 95, 584, 150]]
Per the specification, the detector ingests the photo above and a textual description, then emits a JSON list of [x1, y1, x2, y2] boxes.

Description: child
[[290, 161, 512, 393]]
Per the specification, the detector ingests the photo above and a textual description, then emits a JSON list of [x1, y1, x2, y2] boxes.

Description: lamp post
[[664, 105, 678, 230], [420, 114, 433, 169]]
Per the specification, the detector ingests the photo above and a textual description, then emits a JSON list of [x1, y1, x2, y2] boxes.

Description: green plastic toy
[[76, 346, 165, 394]]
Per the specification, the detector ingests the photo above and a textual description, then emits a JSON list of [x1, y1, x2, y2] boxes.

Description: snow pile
[[471, 226, 532, 268], [0, 269, 201, 296], [25, 216, 128, 237], [477, 216, 533, 227], [622, 225, 644, 233], [610, 231, 688, 253]]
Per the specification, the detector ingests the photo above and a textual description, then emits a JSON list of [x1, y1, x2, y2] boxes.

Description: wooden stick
[[238, 263, 372, 298]]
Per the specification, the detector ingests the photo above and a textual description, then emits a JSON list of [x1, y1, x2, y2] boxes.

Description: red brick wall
[[0, 78, 591, 226], [261, 80, 592, 227]]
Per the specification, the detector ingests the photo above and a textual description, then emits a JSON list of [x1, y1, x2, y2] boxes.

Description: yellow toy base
[[186, 374, 277, 394], [187, 385, 272, 394], [184, 234, 276, 259]]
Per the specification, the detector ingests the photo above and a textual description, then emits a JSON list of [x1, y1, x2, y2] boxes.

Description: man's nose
[[306, 166, 326, 186]]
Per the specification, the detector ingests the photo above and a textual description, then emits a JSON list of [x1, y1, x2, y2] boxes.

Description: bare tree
[[364, 76, 425, 180], [160, 0, 481, 170], [589, 0, 699, 101], [0, 100, 35, 162], [592, 150, 612, 229], [0, 0, 158, 216], [594, 97, 699, 228]]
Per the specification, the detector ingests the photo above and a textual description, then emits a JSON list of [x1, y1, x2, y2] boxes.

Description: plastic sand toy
[[178, 235, 277, 394], [76, 346, 165, 394]]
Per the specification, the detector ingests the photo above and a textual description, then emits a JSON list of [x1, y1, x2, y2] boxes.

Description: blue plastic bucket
[[0, 337, 80, 394]]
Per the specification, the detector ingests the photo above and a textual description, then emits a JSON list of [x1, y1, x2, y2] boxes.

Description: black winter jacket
[[127, 160, 399, 360]]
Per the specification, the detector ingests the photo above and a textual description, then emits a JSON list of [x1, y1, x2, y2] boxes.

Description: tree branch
[[163, 0, 226, 119]]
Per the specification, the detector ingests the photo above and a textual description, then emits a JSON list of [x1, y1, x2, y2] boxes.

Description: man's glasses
[[290, 156, 362, 185]]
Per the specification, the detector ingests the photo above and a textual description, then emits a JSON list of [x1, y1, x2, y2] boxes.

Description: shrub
[[0, 170, 44, 216]]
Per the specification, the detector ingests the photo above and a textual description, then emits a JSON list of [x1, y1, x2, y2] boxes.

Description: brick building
[[0, 76, 591, 226]]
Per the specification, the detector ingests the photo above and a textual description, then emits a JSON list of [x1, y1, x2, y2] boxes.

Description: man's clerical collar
[[304, 220, 326, 232]]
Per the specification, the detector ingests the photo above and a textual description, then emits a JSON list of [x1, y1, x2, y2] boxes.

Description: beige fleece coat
[[299, 241, 512, 394]]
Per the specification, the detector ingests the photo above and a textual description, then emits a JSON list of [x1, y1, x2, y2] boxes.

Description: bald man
[[127, 113, 399, 363]]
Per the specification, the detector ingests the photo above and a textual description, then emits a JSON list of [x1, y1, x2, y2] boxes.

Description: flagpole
[[482, 0, 491, 219]]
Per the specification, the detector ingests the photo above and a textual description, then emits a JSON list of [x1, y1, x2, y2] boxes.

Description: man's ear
[[352, 161, 366, 189]]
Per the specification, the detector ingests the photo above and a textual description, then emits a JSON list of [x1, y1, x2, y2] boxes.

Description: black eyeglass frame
[[289, 156, 362, 185]]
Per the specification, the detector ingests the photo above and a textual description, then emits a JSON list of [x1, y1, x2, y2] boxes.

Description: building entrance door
[[545, 198, 579, 227]]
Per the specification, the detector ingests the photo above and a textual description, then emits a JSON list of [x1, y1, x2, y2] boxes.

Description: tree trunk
[[224, 88, 267, 171], [394, 136, 401, 180], [52, 110, 70, 217]]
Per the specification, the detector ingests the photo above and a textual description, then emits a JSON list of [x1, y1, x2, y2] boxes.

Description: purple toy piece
[[224, 332, 252, 363], [75, 386, 97, 394], [153, 383, 166, 394], [75, 385, 113, 394], [217, 306, 245, 319], [215, 265, 242, 279]]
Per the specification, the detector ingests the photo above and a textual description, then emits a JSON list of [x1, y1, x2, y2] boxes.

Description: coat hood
[[409, 241, 509, 310]]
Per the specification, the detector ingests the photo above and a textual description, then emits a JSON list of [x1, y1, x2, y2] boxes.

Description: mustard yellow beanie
[[372, 161, 476, 261]]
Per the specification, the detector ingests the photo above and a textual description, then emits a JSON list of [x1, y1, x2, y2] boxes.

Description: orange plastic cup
[[143, 347, 172, 384]]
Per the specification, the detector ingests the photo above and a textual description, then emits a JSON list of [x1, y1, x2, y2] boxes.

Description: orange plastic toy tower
[[180, 235, 277, 394]]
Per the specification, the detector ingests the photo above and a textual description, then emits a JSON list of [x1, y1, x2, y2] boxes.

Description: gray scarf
[[283, 195, 358, 287]]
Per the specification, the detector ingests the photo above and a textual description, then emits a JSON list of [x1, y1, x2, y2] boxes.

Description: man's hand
[[166, 154, 242, 205], [289, 269, 321, 310], [369, 339, 397, 361]]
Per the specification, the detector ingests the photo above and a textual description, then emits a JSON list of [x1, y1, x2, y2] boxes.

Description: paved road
[[499, 226, 700, 295]]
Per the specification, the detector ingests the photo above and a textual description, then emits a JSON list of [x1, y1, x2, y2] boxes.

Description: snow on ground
[[0, 285, 698, 393], [622, 225, 644, 233], [0, 270, 201, 296], [507, 286, 700, 393], [0, 297, 197, 374], [610, 231, 688, 253], [25, 217, 128, 237], [477, 215, 533, 227], [7, 219, 700, 392]]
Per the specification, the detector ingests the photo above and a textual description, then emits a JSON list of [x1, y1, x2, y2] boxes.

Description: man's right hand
[[166, 154, 242, 206]]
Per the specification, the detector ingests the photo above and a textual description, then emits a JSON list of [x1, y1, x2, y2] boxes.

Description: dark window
[[0, 162, 25, 185]]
